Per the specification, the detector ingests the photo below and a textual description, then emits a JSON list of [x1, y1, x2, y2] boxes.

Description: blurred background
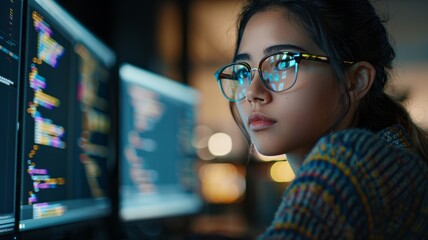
[[53, 0, 428, 238]]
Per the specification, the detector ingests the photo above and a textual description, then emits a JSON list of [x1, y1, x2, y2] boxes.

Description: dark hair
[[230, 0, 428, 161]]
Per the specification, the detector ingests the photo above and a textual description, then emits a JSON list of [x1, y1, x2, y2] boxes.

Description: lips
[[247, 112, 277, 131]]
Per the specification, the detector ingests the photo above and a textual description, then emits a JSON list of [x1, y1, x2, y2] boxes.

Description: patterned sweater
[[259, 125, 428, 239]]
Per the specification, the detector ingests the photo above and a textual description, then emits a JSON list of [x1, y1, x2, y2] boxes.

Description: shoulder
[[304, 126, 421, 172], [297, 127, 428, 238], [302, 127, 426, 204], [261, 127, 428, 239]]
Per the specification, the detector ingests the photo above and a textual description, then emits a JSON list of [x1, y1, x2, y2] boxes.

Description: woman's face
[[236, 8, 344, 158]]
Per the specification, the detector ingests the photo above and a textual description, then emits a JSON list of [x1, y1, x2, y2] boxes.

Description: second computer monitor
[[119, 64, 202, 222]]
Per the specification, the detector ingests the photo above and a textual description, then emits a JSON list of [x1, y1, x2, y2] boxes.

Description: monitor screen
[[118, 64, 202, 222], [0, 0, 23, 237], [19, 0, 116, 231]]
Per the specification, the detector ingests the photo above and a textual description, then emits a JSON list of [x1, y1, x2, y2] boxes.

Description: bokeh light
[[207, 132, 232, 157], [270, 161, 295, 183], [198, 163, 245, 204]]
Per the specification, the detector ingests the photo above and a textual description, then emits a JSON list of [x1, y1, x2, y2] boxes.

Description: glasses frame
[[214, 51, 353, 102]]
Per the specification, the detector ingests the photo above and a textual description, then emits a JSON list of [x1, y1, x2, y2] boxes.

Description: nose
[[245, 68, 272, 104]]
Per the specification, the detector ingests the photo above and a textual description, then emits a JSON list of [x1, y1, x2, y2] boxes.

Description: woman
[[214, 0, 428, 239]]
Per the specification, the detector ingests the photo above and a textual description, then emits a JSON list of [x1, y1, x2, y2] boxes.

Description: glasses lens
[[260, 53, 297, 92], [218, 64, 250, 101]]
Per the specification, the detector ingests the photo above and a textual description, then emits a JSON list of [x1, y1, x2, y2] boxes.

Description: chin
[[253, 145, 285, 157]]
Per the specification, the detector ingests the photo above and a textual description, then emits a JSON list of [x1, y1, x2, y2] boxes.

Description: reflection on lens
[[261, 53, 297, 92], [220, 63, 250, 101]]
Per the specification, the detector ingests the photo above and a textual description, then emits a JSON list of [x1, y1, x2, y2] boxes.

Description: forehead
[[237, 8, 322, 58]]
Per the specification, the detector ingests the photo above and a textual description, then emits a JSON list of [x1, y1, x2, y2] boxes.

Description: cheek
[[283, 73, 342, 133], [233, 69, 343, 156], [236, 103, 249, 126]]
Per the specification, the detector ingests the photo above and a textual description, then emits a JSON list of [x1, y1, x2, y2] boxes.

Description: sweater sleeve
[[258, 129, 428, 240]]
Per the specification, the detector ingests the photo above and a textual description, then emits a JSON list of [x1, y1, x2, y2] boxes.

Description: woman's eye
[[276, 60, 295, 70], [236, 69, 249, 79], [277, 61, 288, 70]]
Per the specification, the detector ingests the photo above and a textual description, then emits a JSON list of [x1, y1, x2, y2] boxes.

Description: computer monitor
[[118, 64, 202, 222], [19, 0, 116, 233], [0, 0, 23, 237]]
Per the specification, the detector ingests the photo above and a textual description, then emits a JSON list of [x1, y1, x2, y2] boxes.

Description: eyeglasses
[[214, 51, 353, 102]]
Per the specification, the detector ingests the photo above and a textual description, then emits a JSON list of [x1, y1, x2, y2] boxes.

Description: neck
[[286, 152, 306, 175]]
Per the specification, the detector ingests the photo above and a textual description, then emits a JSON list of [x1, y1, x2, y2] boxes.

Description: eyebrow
[[265, 44, 307, 55], [234, 44, 308, 62]]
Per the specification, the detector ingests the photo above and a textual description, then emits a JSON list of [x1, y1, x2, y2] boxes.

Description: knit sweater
[[259, 125, 428, 239]]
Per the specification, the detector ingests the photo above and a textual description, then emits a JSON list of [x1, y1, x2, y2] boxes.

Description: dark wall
[[56, 0, 163, 73]]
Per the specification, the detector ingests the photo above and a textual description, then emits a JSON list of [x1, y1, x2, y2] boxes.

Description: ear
[[346, 61, 376, 103]]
